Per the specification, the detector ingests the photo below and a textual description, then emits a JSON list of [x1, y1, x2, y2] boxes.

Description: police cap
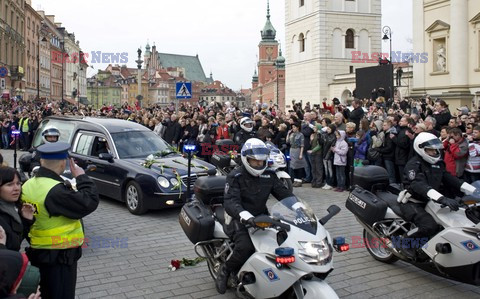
[[37, 141, 71, 160]]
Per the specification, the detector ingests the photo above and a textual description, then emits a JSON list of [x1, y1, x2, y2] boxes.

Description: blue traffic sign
[[0, 66, 8, 78], [176, 82, 192, 99]]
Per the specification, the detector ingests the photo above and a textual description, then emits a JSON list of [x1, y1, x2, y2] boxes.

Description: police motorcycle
[[210, 139, 293, 192], [346, 165, 480, 286], [265, 141, 293, 192], [19, 128, 62, 182], [179, 170, 348, 298]]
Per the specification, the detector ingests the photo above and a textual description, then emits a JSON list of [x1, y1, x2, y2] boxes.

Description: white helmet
[[240, 117, 254, 132], [42, 128, 60, 144], [413, 132, 444, 164], [241, 138, 270, 177]]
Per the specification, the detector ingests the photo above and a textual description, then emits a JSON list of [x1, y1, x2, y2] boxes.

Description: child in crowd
[[331, 130, 348, 192]]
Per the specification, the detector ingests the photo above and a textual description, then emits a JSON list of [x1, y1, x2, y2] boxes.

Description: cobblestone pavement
[[2, 149, 479, 299]]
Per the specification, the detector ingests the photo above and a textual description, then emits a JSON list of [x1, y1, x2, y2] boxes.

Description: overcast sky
[[32, 0, 412, 90]]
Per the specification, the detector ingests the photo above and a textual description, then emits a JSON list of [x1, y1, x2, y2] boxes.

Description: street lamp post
[[382, 26, 394, 101], [136, 48, 143, 109], [60, 40, 68, 106]]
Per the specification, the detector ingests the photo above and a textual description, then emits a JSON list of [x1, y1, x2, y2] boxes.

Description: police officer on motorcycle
[[216, 138, 293, 294], [233, 117, 256, 146], [21, 128, 61, 177], [400, 132, 476, 257]]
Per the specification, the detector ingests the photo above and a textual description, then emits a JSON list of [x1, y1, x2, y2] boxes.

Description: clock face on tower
[[266, 47, 273, 60]]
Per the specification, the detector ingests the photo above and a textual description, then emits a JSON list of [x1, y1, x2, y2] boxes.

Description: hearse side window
[[74, 134, 94, 156], [32, 120, 75, 147], [90, 136, 111, 157]]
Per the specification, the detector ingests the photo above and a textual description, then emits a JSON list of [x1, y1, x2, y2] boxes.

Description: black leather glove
[[437, 196, 460, 211], [240, 217, 256, 227]]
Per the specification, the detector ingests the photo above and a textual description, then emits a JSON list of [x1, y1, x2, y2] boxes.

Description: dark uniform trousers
[[27, 247, 81, 299], [399, 203, 438, 238], [225, 220, 255, 272]]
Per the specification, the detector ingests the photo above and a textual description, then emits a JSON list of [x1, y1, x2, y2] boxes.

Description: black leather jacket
[[403, 155, 463, 202], [224, 166, 292, 220], [233, 130, 257, 147]]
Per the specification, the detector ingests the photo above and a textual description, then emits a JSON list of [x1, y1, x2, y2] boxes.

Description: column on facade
[[449, 0, 468, 87], [342, 34, 346, 58]]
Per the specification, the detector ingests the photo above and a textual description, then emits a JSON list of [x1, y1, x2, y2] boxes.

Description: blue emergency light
[[11, 130, 20, 136], [275, 247, 294, 257], [333, 237, 345, 246], [183, 144, 196, 152], [275, 247, 295, 266]]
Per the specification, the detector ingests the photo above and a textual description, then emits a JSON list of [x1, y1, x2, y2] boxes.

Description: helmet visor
[[418, 138, 443, 150], [242, 147, 270, 161]]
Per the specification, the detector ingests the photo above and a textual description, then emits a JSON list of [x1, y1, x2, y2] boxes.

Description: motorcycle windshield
[[270, 196, 317, 234]]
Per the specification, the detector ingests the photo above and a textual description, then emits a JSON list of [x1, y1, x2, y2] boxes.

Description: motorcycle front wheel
[[363, 229, 398, 264]]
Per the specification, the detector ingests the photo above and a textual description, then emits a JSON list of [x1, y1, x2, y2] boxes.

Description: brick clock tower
[[258, 1, 278, 85], [252, 0, 286, 109]]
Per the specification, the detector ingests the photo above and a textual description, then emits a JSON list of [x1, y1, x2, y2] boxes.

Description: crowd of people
[[1, 95, 480, 192]]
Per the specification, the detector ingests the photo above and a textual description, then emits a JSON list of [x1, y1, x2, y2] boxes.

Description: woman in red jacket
[[443, 127, 469, 177]]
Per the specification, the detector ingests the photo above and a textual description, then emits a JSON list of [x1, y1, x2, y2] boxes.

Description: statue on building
[[436, 44, 446, 72], [396, 67, 403, 86]]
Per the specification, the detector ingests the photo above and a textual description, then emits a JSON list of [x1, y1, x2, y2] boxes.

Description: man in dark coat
[[376, 120, 397, 184], [343, 99, 364, 131], [394, 117, 414, 181], [163, 114, 181, 146]]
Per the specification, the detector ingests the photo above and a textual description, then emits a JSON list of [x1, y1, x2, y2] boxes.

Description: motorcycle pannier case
[[353, 165, 389, 192], [211, 152, 231, 169], [179, 200, 215, 244], [194, 176, 226, 205], [346, 187, 388, 226]]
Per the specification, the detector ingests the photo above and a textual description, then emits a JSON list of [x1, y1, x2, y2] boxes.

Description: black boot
[[215, 264, 229, 294], [401, 246, 417, 260]]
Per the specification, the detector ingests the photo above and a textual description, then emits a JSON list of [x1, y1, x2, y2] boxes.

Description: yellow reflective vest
[[20, 117, 29, 132], [22, 177, 85, 249]]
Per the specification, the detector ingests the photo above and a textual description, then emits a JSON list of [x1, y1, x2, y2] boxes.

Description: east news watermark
[[51, 236, 128, 249], [351, 236, 429, 249], [51, 51, 129, 64], [351, 51, 429, 64]]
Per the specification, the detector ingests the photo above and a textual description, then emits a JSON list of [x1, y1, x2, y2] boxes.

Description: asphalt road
[[2, 149, 479, 299]]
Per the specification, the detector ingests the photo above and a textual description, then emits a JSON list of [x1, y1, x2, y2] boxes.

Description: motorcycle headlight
[[170, 177, 179, 186], [157, 176, 170, 188], [298, 238, 332, 265], [274, 155, 286, 165]]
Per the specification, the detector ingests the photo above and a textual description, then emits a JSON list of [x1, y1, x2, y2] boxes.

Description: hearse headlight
[[157, 176, 170, 188], [298, 238, 332, 265]]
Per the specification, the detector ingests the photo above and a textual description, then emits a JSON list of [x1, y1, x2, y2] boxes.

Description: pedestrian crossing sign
[[176, 82, 192, 99]]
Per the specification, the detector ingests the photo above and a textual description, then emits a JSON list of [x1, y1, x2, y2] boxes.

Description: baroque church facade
[[412, 0, 480, 110]]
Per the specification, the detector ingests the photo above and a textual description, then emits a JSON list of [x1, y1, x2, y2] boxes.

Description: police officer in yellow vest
[[22, 141, 99, 299], [19, 113, 31, 150]]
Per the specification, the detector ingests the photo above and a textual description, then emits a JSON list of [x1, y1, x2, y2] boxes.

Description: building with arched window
[[285, 0, 381, 108]]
